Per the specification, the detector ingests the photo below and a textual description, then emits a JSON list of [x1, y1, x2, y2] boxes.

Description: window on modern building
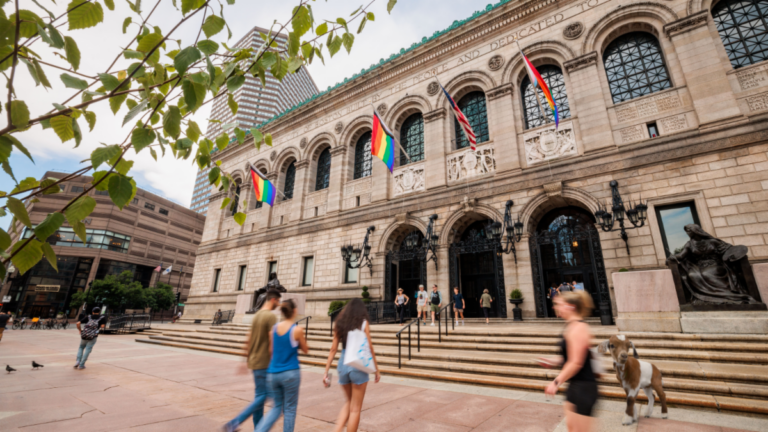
[[283, 161, 296, 199], [159, 208, 169, 216], [603, 32, 672, 104], [655, 202, 700, 257], [95, 190, 109, 196], [521, 65, 572, 129], [354, 131, 373, 179], [454, 91, 490, 148], [713, 0, 768, 69], [302, 256, 314, 286], [212, 269, 221, 292], [144, 202, 155, 211], [71, 186, 84, 193], [344, 253, 359, 284], [237, 265, 247, 291], [24, 226, 132, 253], [315, 148, 332, 191], [399, 113, 424, 166]]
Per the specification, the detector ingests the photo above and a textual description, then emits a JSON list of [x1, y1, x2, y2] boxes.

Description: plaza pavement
[[2, 328, 768, 432]]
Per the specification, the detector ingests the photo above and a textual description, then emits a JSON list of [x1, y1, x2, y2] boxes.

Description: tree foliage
[[1, 0, 397, 278], [69, 270, 177, 312]]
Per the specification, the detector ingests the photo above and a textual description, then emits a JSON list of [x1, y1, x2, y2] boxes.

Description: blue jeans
[[227, 369, 268, 429], [337, 350, 370, 385], [76, 338, 97, 366], [255, 369, 301, 432]]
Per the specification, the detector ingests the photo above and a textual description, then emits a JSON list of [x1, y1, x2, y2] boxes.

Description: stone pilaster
[[424, 108, 447, 190], [289, 160, 309, 222], [370, 152, 390, 203], [202, 191, 226, 243], [564, 52, 616, 154], [326, 146, 347, 214], [486, 83, 520, 172]]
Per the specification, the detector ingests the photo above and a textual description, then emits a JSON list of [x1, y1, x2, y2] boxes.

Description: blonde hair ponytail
[[560, 290, 594, 318]]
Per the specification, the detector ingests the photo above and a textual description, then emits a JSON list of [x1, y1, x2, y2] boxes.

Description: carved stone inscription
[[524, 121, 577, 164], [343, 177, 373, 210], [393, 163, 425, 197], [615, 92, 682, 123], [746, 91, 768, 111], [659, 114, 688, 133], [736, 64, 768, 91], [619, 125, 647, 143], [447, 146, 496, 182]]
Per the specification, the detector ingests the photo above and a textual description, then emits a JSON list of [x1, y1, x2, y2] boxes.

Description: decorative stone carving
[[524, 121, 577, 164], [564, 51, 597, 73], [300, 137, 308, 149], [543, 181, 563, 197], [393, 163, 425, 197], [334, 122, 343, 135], [735, 64, 768, 91], [331, 146, 347, 156], [615, 91, 682, 123], [461, 196, 476, 213], [488, 55, 504, 71], [487, 83, 513, 101], [746, 91, 768, 111], [424, 108, 447, 123], [447, 146, 496, 182], [377, 103, 388, 116], [664, 11, 709, 38], [294, 160, 310, 170], [270, 151, 277, 161], [563, 22, 584, 39], [427, 81, 439, 96]]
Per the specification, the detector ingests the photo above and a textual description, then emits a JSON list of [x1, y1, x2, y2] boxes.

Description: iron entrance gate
[[449, 229, 507, 319], [385, 247, 427, 317]]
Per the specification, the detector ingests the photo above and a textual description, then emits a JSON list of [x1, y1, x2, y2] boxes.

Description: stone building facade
[[184, 0, 768, 321]]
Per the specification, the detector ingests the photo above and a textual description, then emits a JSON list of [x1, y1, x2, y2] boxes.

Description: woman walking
[[480, 289, 493, 324], [254, 300, 309, 432], [323, 299, 381, 432], [394, 288, 409, 325], [539, 291, 598, 432]]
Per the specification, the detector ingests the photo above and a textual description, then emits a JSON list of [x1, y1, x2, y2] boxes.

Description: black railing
[[437, 301, 454, 343], [212, 310, 235, 326], [151, 310, 181, 324], [395, 317, 421, 368], [105, 313, 151, 334], [329, 307, 344, 337], [296, 316, 311, 333], [366, 301, 406, 324]]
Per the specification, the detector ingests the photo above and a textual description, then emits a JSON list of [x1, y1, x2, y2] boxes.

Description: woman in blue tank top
[[255, 299, 309, 432]]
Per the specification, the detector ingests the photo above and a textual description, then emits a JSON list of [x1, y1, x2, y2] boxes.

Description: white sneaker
[[430, 323, 434, 326]]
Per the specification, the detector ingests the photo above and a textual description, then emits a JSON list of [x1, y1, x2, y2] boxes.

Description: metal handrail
[[295, 316, 312, 333], [395, 317, 420, 369], [437, 301, 454, 343], [328, 307, 344, 337]]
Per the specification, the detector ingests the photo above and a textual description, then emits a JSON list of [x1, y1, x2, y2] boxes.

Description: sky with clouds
[[0, 0, 490, 230]]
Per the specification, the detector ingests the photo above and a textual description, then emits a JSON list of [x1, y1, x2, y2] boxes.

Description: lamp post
[[594, 180, 648, 254], [402, 214, 440, 269], [341, 226, 376, 276], [485, 200, 524, 263]]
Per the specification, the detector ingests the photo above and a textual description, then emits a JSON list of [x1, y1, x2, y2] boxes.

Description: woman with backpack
[[323, 298, 381, 432], [74, 307, 107, 370]]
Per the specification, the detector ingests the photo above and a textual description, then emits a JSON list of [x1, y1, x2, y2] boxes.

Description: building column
[[370, 152, 390, 203], [563, 53, 616, 154], [326, 146, 347, 214], [289, 160, 310, 222], [486, 83, 520, 173], [423, 108, 447, 191], [434, 245, 450, 308], [201, 191, 227, 243]]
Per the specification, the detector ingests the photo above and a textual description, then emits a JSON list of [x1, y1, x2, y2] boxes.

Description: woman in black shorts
[[539, 291, 598, 432]]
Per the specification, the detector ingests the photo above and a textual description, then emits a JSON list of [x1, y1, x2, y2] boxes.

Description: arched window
[[283, 161, 296, 200], [453, 91, 490, 149], [231, 182, 240, 216], [713, 0, 768, 69], [521, 66, 571, 129], [354, 131, 372, 179], [399, 113, 424, 166], [315, 148, 331, 191], [603, 32, 672, 104]]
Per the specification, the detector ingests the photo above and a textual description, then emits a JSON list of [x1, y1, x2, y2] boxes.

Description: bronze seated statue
[[250, 272, 287, 312]]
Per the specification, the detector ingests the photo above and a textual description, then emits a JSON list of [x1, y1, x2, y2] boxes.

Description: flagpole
[[249, 163, 289, 200], [515, 39, 552, 127], [371, 104, 412, 163], [433, 74, 474, 197]]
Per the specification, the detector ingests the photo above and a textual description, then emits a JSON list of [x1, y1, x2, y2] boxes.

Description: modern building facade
[[0, 172, 206, 318], [190, 26, 319, 215], [183, 0, 768, 321]]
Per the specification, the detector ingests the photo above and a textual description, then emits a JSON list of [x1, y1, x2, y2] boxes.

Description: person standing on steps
[[254, 299, 309, 432], [415, 285, 428, 325], [452, 287, 465, 326], [74, 307, 106, 369], [323, 298, 381, 432], [429, 284, 443, 327], [394, 288, 409, 326], [480, 289, 493, 324], [223, 290, 281, 432]]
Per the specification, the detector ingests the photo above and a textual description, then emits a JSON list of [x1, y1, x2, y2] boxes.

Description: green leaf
[[287, 31, 300, 57], [4, 135, 32, 162], [291, 6, 311, 37], [46, 23, 65, 48], [8, 100, 30, 128], [131, 128, 156, 152], [98, 73, 121, 92], [270, 56, 288, 80], [387, 0, 397, 14], [39, 178, 61, 195], [122, 98, 148, 126], [91, 145, 121, 169], [110, 94, 128, 114], [367, 12, 375, 21], [336, 18, 348, 29], [301, 43, 314, 62], [233, 212, 246, 226], [357, 16, 367, 34], [328, 36, 342, 57], [0, 227, 10, 250], [41, 242, 58, 271], [85, 110, 96, 131], [208, 166, 220, 185], [11, 239, 43, 275], [7, 197, 31, 227], [175, 138, 193, 150], [226, 75, 245, 92], [186, 120, 202, 143], [10, 10, 43, 38], [342, 32, 354, 54], [136, 32, 162, 53], [123, 49, 143, 60], [0, 137, 11, 163], [22, 58, 41, 87], [197, 39, 218, 56], [67, 0, 104, 30], [202, 15, 225, 38], [182, 79, 206, 113], [314, 46, 325, 65], [163, 106, 182, 139], [173, 46, 201, 76], [64, 195, 96, 224], [92, 171, 113, 191], [108, 174, 133, 209], [265, 133, 272, 147], [51, 116, 75, 142], [32, 59, 51, 88], [287, 57, 302, 74], [122, 17, 132, 33], [234, 127, 245, 144], [73, 118, 83, 147], [181, 0, 205, 15], [104, 0, 115, 11], [227, 93, 238, 115], [215, 133, 229, 151], [220, 197, 231, 209], [71, 219, 86, 243], [316, 22, 328, 36], [115, 159, 133, 176], [63, 36, 82, 71], [34, 212, 65, 241], [60, 73, 88, 90]]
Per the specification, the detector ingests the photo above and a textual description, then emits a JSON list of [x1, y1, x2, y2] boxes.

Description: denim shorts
[[337, 350, 370, 385]]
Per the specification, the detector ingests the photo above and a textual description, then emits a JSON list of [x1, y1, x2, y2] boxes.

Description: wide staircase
[[135, 320, 768, 415]]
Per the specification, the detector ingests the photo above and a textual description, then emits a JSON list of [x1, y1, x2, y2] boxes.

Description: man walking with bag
[[75, 307, 106, 369]]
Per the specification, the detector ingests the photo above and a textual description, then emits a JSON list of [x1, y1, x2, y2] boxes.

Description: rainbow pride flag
[[521, 50, 559, 128], [371, 111, 396, 172], [250, 164, 276, 206]]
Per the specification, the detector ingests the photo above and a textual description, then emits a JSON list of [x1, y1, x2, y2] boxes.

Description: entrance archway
[[385, 229, 427, 317]]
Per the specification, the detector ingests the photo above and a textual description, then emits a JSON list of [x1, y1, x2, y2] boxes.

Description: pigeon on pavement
[[31, 361, 44, 370], [6, 365, 16, 373]]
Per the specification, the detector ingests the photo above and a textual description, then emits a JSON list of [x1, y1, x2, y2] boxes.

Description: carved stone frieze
[[543, 181, 563, 197], [427, 81, 439, 96], [334, 122, 343, 135], [331, 146, 347, 156], [424, 108, 447, 123], [524, 121, 577, 165], [664, 11, 709, 38], [488, 55, 504, 71], [487, 83, 513, 101], [270, 151, 277, 161], [393, 163, 425, 197], [300, 137, 308, 149], [563, 22, 584, 39], [295, 160, 310, 170], [447, 145, 496, 182], [564, 52, 597, 73], [377, 103, 388, 116], [461, 196, 476, 213]]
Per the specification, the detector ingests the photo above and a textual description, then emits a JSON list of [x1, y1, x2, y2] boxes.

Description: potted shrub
[[328, 300, 348, 317], [361, 286, 371, 304], [509, 289, 524, 321]]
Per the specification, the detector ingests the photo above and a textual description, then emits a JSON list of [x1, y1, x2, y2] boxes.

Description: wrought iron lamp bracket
[[341, 226, 376, 275], [594, 180, 648, 255]]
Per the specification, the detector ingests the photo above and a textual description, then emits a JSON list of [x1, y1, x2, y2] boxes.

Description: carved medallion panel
[[393, 163, 426, 197], [523, 121, 577, 165], [447, 145, 496, 182]]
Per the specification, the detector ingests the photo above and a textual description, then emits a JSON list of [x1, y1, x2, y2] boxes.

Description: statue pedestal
[[234, 293, 307, 325], [612, 270, 682, 333], [680, 311, 768, 334]]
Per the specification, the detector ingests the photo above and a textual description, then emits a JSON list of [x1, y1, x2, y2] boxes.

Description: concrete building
[[190, 26, 319, 215], [183, 0, 768, 322], [1, 171, 206, 318]]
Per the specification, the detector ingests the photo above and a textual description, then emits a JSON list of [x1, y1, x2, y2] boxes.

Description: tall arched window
[[453, 91, 490, 149], [603, 32, 672, 104], [315, 148, 331, 191], [354, 131, 372, 179], [283, 161, 296, 200], [521, 65, 571, 129], [713, 0, 768, 69], [399, 113, 424, 166], [231, 182, 240, 216]]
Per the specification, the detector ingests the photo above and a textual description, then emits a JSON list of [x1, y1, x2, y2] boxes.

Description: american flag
[[440, 82, 477, 151]]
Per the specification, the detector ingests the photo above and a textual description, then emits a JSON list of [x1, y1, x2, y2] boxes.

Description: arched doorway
[[529, 206, 612, 323], [385, 230, 427, 317], [449, 220, 507, 318]]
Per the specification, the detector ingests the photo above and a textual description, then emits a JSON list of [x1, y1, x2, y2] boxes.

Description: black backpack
[[431, 292, 440, 305], [81, 316, 101, 340]]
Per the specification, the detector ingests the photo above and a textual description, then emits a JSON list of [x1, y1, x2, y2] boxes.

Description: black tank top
[[559, 321, 596, 383]]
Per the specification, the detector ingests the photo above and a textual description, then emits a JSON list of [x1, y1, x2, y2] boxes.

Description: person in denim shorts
[[323, 299, 381, 432]]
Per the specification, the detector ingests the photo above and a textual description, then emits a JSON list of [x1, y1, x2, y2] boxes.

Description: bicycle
[[56, 319, 69, 330], [29, 318, 41, 330], [12, 318, 27, 330]]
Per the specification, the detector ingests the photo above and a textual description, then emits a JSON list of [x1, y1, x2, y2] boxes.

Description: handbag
[[343, 321, 376, 374]]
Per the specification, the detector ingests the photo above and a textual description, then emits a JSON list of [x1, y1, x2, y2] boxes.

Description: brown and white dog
[[597, 335, 668, 425]]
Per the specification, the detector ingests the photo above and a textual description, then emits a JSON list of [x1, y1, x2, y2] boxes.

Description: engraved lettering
[[736, 65, 768, 91], [746, 92, 768, 111], [659, 114, 688, 133], [619, 125, 647, 143]]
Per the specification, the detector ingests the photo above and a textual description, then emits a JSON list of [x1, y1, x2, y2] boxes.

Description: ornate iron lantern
[[594, 180, 647, 254], [341, 226, 376, 276], [402, 214, 440, 270], [486, 200, 524, 262]]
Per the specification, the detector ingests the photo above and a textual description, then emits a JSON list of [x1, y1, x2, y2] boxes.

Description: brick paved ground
[[2, 328, 768, 432]]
